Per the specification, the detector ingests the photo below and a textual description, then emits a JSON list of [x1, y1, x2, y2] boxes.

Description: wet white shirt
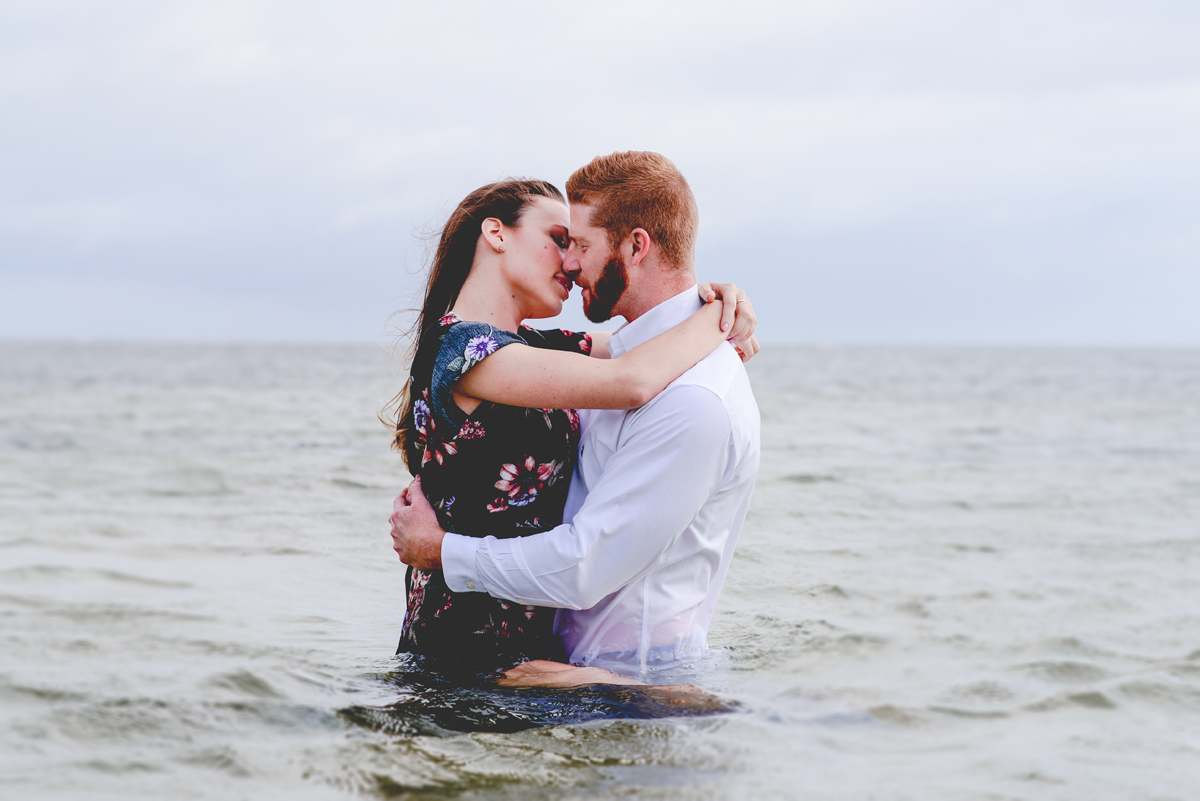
[[441, 286, 761, 675]]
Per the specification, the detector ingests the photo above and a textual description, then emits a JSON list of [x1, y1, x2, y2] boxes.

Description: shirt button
[[466, 580, 475, 590]]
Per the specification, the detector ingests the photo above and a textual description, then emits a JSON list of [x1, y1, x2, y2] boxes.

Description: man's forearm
[[442, 528, 597, 609]]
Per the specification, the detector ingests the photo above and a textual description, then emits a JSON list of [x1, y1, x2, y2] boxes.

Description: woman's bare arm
[[456, 302, 731, 411], [586, 331, 613, 359], [582, 282, 755, 361]]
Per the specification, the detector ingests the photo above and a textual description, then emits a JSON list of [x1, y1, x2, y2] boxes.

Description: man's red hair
[[566, 151, 698, 268]]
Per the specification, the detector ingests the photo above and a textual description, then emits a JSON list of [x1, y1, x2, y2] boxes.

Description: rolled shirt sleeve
[[441, 383, 733, 610]]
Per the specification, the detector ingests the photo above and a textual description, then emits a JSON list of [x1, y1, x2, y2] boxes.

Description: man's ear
[[481, 217, 505, 253], [628, 228, 653, 267]]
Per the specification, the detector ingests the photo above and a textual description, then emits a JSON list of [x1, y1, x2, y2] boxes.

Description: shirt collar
[[608, 286, 701, 359]]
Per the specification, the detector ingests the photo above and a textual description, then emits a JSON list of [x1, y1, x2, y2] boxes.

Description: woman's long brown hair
[[388, 179, 565, 472]]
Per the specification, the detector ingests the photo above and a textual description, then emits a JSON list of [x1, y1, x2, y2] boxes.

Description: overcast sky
[[3, 0, 1198, 344]]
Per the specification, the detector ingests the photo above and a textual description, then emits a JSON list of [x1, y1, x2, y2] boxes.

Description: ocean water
[[1, 341, 1198, 800]]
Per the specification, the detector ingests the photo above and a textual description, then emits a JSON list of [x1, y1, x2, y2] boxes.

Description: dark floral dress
[[396, 313, 592, 668]]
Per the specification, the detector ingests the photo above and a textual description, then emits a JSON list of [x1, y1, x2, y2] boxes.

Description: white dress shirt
[[441, 286, 761, 675]]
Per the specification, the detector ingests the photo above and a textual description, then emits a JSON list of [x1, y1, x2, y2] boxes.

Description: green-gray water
[[2, 342, 1198, 799]]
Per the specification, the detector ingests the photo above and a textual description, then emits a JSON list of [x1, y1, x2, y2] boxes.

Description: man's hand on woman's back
[[390, 476, 445, 570]]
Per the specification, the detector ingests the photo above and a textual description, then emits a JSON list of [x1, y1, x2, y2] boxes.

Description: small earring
[[497, 245, 505, 252]]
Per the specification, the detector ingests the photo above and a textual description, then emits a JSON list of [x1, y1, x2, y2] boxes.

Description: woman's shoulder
[[415, 314, 519, 366], [421, 316, 527, 430], [436, 317, 526, 370]]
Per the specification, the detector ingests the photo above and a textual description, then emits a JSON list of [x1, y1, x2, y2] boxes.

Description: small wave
[[944, 680, 1016, 703], [928, 681, 1019, 719], [781, 473, 840, 484], [80, 758, 162, 775], [1015, 660, 1109, 684], [0, 679, 89, 705], [175, 746, 252, 778], [0, 481, 55, 500], [0, 537, 38, 550], [1026, 690, 1118, 712], [928, 705, 1010, 719], [118, 466, 234, 498], [204, 669, 285, 700], [947, 543, 998, 553], [35, 693, 342, 749], [894, 600, 932, 618], [8, 436, 79, 452], [1026, 636, 1106, 659], [1116, 680, 1200, 712], [801, 583, 851, 599], [45, 696, 199, 746], [0, 565, 191, 589], [141, 487, 235, 498], [47, 604, 212, 625], [330, 477, 385, 490], [0, 592, 52, 609], [866, 704, 927, 727]]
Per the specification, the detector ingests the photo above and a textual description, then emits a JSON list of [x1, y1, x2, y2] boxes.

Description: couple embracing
[[388, 151, 761, 689]]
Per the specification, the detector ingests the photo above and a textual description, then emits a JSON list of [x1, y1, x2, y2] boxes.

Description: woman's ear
[[481, 217, 506, 253]]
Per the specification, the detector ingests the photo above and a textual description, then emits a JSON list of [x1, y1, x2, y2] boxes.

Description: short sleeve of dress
[[518, 326, 593, 356], [430, 322, 525, 431]]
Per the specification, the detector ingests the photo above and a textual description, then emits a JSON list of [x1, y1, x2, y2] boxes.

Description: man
[[391, 151, 761, 681]]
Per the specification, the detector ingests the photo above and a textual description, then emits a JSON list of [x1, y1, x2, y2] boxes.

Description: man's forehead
[[568, 202, 598, 233]]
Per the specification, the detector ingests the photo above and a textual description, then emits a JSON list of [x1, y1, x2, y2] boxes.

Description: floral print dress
[[396, 313, 592, 667]]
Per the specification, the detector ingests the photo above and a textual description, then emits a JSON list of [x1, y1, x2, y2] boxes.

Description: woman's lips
[[555, 275, 573, 294]]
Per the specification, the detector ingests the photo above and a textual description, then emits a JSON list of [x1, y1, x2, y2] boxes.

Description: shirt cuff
[[441, 533, 484, 592]]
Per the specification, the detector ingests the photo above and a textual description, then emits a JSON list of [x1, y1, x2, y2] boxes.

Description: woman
[[390, 178, 754, 671]]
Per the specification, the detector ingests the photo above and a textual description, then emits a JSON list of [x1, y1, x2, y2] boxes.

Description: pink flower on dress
[[438, 313, 460, 326], [420, 413, 458, 466], [457, 420, 485, 440], [422, 439, 457, 466], [405, 569, 431, 628], [494, 456, 562, 507]]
